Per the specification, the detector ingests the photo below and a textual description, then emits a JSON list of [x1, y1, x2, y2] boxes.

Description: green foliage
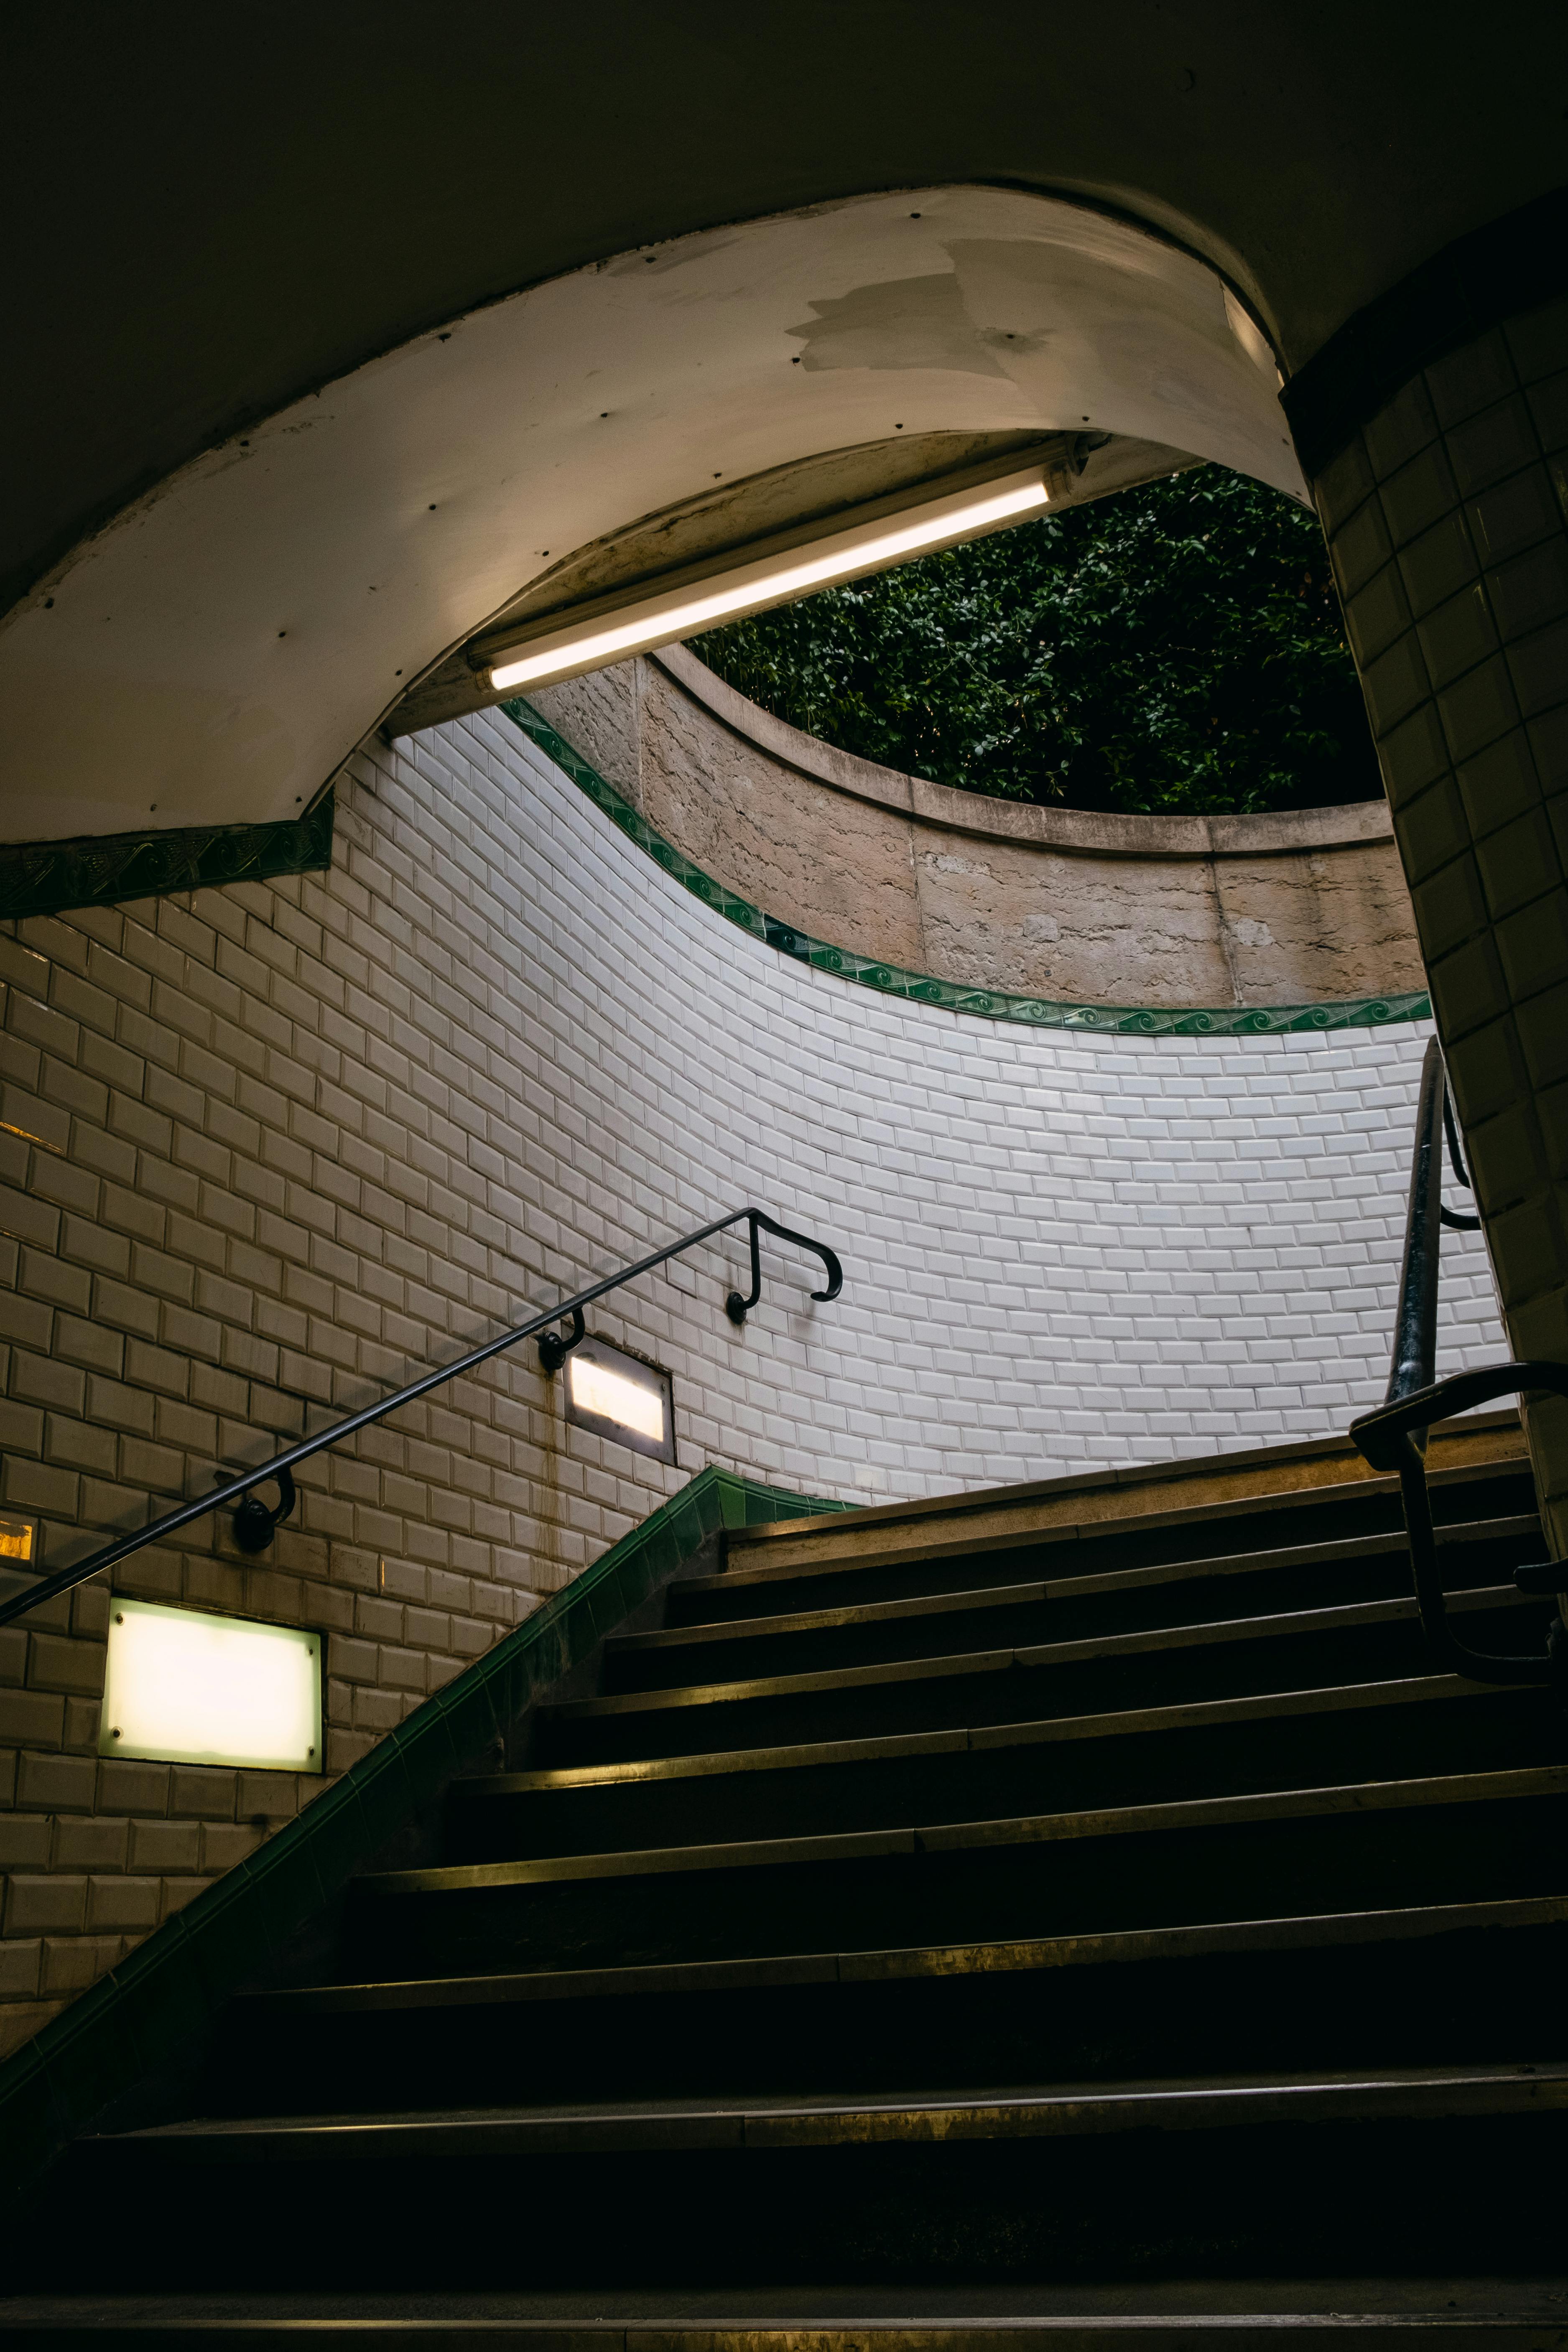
[[690, 466, 1379, 815]]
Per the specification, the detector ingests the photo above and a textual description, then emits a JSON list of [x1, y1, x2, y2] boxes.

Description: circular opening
[[690, 466, 1379, 819]]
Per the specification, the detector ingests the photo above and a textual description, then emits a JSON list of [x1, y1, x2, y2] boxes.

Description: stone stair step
[[451, 1678, 1563, 1861]]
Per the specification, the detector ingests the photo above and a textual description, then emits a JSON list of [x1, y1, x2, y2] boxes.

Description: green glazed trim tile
[[0, 792, 335, 924], [0, 1462, 840, 2198], [503, 699, 1429, 1039]]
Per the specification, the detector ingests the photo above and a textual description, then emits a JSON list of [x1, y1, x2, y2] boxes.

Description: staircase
[[10, 1415, 1568, 2332]]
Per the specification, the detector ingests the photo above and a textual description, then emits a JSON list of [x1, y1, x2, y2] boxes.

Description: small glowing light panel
[[0, 1514, 36, 1564], [565, 1338, 676, 1465], [99, 1600, 322, 1773]]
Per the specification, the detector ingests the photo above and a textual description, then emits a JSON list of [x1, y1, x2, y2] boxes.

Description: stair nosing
[[460, 1672, 1501, 1800], [716, 1460, 1531, 1586], [359, 1761, 1568, 1898], [721, 1419, 1526, 1552], [546, 1586, 1537, 1721], [246, 1891, 1568, 2015], [631, 1519, 1538, 1651], [99, 2059, 1568, 2162]]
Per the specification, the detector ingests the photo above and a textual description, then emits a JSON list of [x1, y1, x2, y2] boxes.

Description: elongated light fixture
[[485, 462, 1052, 694]]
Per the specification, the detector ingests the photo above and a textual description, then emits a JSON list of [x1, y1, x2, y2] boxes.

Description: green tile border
[[0, 1463, 843, 2199], [0, 793, 335, 924], [505, 700, 1430, 1039]]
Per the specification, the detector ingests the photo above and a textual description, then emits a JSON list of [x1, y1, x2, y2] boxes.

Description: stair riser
[[214, 1920, 1568, 2116], [449, 1692, 1567, 1860], [693, 1476, 1537, 1622], [347, 1792, 1568, 1977], [46, 2110, 1568, 2290], [609, 1537, 1543, 1692], [534, 1605, 1550, 1766]]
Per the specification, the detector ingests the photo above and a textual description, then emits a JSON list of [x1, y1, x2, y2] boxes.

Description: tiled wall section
[[1314, 292, 1568, 1531], [0, 708, 1503, 2056]]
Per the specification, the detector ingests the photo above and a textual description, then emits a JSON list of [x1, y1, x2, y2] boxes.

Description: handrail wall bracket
[[231, 1468, 297, 1556]]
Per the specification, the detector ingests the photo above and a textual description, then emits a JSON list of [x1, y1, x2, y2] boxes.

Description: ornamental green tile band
[[0, 793, 335, 924]]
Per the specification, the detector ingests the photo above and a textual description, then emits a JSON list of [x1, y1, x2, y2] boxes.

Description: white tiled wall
[[0, 693, 1507, 2049], [416, 704, 1505, 1507]]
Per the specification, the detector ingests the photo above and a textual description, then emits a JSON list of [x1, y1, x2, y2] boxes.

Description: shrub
[[691, 466, 1379, 815]]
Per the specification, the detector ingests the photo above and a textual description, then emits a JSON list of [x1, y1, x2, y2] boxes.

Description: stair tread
[[716, 1457, 1531, 1585], [99, 2059, 1568, 2159], [550, 1587, 1536, 1720], [45, 1422, 1562, 2295], [722, 1429, 1525, 1553], [464, 1673, 1507, 1798], [645, 1519, 1540, 1647], [363, 1761, 1568, 1896], [250, 1891, 1568, 2013]]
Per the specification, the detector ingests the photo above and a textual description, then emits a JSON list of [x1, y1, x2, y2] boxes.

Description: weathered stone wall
[[0, 703, 1501, 2059], [532, 647, 1424, 1010]]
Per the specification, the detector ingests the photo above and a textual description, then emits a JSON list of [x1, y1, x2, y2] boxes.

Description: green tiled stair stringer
[[505, 698, 1430, 1040], [0, 1464, 845, 2197]]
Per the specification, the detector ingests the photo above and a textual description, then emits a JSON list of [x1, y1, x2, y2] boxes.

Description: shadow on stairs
[[5, 1415, 1567, 2337]]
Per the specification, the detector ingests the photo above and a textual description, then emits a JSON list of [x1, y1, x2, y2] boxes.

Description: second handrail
[[1348, 1037, 1560, 1684]]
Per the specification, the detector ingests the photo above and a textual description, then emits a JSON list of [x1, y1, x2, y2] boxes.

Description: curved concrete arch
[[0, 185, 1303, 845]]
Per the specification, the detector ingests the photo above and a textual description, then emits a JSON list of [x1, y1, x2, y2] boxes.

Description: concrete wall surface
[[530, 648, 1424, 1011], [0, 704, 1503, 2055]]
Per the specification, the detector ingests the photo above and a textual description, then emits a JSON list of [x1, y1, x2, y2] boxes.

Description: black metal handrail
[[1348, 1037, 1563, 1686], [0, 1205, 842, 1632]]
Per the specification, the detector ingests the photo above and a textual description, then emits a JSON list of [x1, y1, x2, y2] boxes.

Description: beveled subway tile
[[1313, 433, 1376, 534], [1374, 696, 1451, 808], [1507, 616, 1568, 720], [1328, 481, 1393, 598], [1527, 370, 1568, 458], [1436, 651, 1524, 766], [1344, 561, 1414, 669], [1425, 330, 1518, 432], [1361, 630, 1433, 738], [1456, 729, 1546, 841], [1486, 538, 1568, 646], [1496, 892, 1568, 1004], [1363, 375, 1440, 481], [1397, 509, 1481, 620], [1505, 294, 1568, 387], [1475, 803, 1567, 921], [1514, 977, 1568, 1091], [1379, 441, 1461, 550], [1446, 396, 1544, 499], [1469, 466, 1563, 565], [1426, 927, 1512, 1040], [1415, 581, 1498, 693], [1407, 848, 1488, 959]]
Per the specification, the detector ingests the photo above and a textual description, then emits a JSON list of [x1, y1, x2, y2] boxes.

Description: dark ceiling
[[6, 0, 1565, 615]]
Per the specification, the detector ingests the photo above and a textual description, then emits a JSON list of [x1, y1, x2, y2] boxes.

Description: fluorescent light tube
[[486, 465, 1051, 693]]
